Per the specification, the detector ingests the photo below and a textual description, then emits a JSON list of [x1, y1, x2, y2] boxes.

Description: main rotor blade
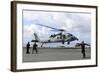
[[36, 23, 65, 31]]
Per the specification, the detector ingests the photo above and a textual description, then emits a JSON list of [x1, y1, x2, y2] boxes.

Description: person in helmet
[[32, 42, 38, 54], [26, 42, 30, 54]]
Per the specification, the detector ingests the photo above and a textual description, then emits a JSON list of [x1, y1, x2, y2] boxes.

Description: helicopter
[[31, 23, 79, 47]]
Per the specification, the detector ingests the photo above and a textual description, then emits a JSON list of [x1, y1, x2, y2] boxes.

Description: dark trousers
[[26, 47, 30, 54], [82, 52, 86, 58], [81, 48, 86, 58], [32, 48, 38, 54]]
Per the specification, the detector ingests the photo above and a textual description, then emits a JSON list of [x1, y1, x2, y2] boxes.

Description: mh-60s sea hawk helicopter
[[31, 23, 79, 47]]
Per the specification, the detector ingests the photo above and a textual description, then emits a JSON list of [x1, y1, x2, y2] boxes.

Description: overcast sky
[[23, 10, 91, 47]]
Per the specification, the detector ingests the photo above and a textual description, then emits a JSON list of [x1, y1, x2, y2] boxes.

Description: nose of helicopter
[[73, 36, 79, 41], [76, 37, 79, 41]]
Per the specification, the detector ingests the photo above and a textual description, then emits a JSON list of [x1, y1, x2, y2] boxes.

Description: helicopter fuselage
[[31, 32, 78, 47]]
